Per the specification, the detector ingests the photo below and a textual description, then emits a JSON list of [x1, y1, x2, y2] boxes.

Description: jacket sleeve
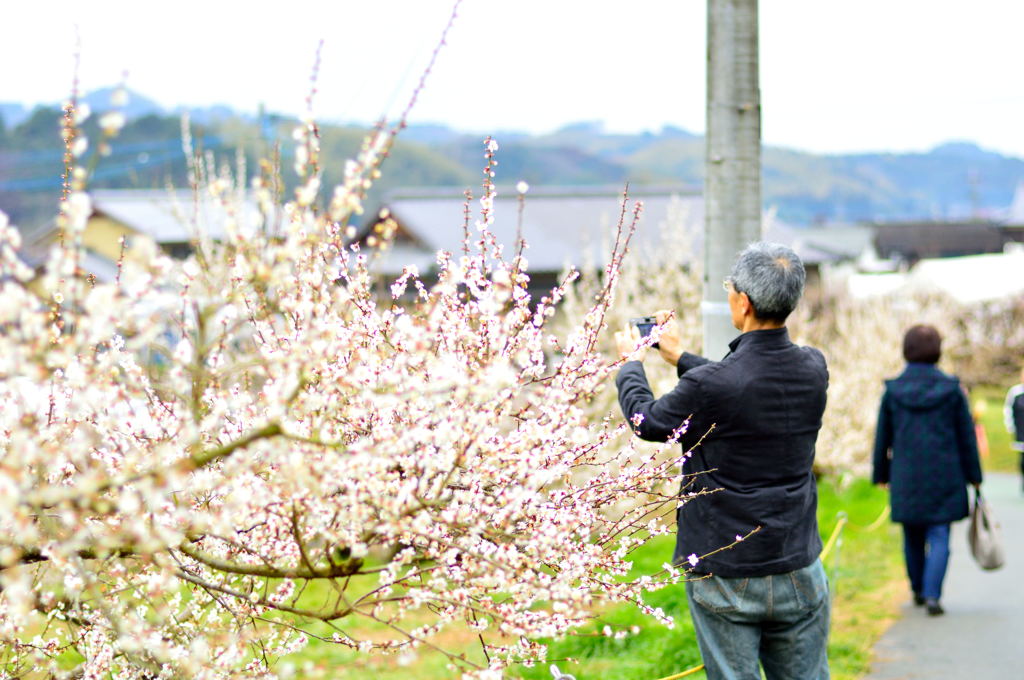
[[1005, 385, 1024, 440], [677, 352, 710, 378], [871, 390, 893, 485], [616, 360, 706, 443], [1016, 391, 1024, 446], [954, 388, 984, 485]]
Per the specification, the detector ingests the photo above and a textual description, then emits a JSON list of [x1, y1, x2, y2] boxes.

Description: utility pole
[[703, 0, 762, 359]]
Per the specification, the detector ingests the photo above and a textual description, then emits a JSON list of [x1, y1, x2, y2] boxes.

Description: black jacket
[[872, 363, 983, 524], [616, 328, 828, 577], [1006, 384, 1024, 452]]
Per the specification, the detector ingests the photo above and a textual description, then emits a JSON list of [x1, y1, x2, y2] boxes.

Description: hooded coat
[[872, 363, 983, 524]]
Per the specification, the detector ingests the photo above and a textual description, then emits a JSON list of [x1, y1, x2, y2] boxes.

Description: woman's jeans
[[685, 559, 830, 680], [902, 522, 950, 600]]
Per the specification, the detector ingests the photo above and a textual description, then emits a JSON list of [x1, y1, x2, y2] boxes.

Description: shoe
[[913, 592, 925, 606], [925, 598, 944, 616]]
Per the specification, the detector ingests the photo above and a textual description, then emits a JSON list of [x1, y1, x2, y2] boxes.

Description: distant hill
[[3, 88, 1024, 228], [78, 87, 246, 126], [0, 102, 28, 128], [81, 87, 163, 119], [418, 126, 1024, 225]]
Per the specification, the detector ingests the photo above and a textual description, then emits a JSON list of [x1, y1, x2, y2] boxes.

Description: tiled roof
[[364, 185, 865, 275], [367, 185, 704, 275], [90, 190, 260, 243]]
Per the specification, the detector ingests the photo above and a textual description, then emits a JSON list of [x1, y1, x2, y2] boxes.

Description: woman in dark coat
[[872, 324, 983, 616]]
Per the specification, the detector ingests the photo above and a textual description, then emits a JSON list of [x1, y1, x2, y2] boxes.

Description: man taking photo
[[615, 242, 830, 680]]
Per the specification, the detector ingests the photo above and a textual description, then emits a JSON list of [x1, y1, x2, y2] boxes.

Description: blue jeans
[[902, 523, 950, 601], [685, 559, 830, 680]]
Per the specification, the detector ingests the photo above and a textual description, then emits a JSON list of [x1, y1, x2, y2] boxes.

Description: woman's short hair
[[903, 324, 942, 364], [729, 242, 806, 322]]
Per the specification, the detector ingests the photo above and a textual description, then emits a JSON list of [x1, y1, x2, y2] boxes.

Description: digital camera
[[628, 316, 659, 349]]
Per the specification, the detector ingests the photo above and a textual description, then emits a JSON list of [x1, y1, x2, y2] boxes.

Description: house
[[21, 189, 260, 282], [17, 186, 876, 294], [871, 220, 1021, 263], [838, 182, 1024, 298], [869, 182, 1024, 264], [357, 185, 871, 292], [358, 184, 703, 290], [780, 223, 876, 279]]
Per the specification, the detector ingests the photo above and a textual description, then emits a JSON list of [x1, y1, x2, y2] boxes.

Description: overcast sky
[[4, 0, 1024, 157]]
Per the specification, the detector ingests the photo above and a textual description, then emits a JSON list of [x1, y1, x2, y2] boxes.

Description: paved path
[[865, 472, 1024, 679]]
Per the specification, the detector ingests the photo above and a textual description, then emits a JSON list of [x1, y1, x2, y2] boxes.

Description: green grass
[[511, 531, 701, 680], [817, 478, 905, 680], [971, 384, 1020, 475], [285, 479, 904, 680]]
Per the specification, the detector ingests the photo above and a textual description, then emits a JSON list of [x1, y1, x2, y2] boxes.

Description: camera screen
[[636, 321, 656, 338], [628, 317, 659, 348]]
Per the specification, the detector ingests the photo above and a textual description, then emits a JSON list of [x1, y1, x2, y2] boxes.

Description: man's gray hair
[[729, 242, 806, 322]]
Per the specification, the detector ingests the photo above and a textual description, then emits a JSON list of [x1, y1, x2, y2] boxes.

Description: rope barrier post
[[831, 511, 846, 600], [549, 664, 577, 680], [822, 511, 848, 600]]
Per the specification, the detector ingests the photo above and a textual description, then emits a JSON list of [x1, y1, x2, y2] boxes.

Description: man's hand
[[654, 309, 683, 366], [614, 323, 646, 362]]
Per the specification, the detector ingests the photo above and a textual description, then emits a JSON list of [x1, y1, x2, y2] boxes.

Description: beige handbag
[[968, 488, 1005, 570]]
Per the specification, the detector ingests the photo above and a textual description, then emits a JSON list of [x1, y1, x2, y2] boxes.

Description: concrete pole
[[703, 0, 762, 359]]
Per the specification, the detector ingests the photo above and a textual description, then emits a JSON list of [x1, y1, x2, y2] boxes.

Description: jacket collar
[[899, 362, 944, 378], [728, 326, 790, 353]]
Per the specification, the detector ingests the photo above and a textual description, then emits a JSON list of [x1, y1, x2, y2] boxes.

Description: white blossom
[[0, 132, 698, 680], [99, 111, 126, 135]]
